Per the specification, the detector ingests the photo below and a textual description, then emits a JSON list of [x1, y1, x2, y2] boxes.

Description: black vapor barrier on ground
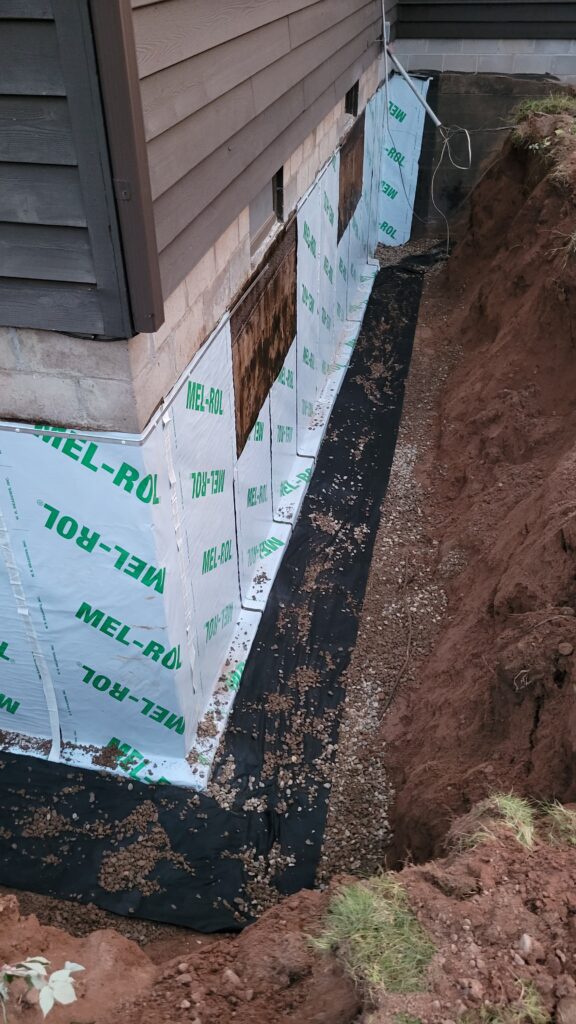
[[0, 259, 428, 932]]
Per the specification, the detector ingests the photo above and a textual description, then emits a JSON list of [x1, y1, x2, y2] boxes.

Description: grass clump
[[541, 800, 576, 846], [514, 94, 576, 123], [394, 1015, 423, 1024], [490, 794, 536, 848], [467, 983, 548, 1024], [451, 793, 536, 851], [313, 875, 435, 993]]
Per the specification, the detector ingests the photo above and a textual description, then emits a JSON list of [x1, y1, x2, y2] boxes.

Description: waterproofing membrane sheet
[[0, 258, 429, 931]]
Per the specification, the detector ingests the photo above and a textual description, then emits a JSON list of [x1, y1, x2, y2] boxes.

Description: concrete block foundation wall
[[392, 39, 576, 85], [0, 59, 383, 436]]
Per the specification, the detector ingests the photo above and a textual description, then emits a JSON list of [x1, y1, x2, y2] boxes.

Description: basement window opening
[[345, 80, 359, 118], [250, 169, 284, 259]]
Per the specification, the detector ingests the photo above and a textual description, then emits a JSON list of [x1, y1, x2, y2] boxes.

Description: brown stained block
[[338, 111, 365, 243], [231, 220, 297, 454]]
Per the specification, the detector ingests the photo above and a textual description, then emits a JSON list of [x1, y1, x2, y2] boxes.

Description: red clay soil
[[5, 822, 576, 1024], [381, 111, 576, 864]]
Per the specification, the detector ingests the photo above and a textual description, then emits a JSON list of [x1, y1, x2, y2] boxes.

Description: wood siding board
[[303, 20, 379, 108], [154, 24, 377, 252], [0, 96, 75, 164], [0, 19, 65, 96], [0, 223, 94, 283], [158, 40, 378, 296], [52, 0, 133, 337], [0, 0, 53, 17], [0, 163, 85, 226], [154, 81, 305, 250], [0, 279, 104, 333], [288, 0, 379, 49], [141, 19, 291, 142], [88, 0, 164, 335], [149, 78, 256, 200], [149, 8, 377, 200], [254, 4, 378, 116], [133, 0, 319, 79]]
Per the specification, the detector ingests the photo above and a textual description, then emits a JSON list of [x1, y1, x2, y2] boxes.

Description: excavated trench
[[321, 108, 576, 874], [3, 108, 576, 1024]]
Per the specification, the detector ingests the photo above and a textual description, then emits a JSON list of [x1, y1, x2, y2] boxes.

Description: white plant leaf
[[50, 978, 76, 1006], [47, 970, 71, 984], [39, 986, 55, 1017]]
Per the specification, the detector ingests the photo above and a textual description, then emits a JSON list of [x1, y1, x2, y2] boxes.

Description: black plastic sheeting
[[0, 259, 428, 932]]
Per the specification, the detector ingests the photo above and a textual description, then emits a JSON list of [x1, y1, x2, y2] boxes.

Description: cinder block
[[214, 218, 240, 277], [77, 375, 140, 433], [6, 327, 133, 381], [228, 234, 251, 302], [185, 246, 216, 307], [461, 40, 500, 54], [407, 54, 444, 72], [151, 278, 188, 350], [428, 39, 463, 54], [283, 175, 298, 217], [0, 329, 21, 372], [126, 333, 155, 380], [302, 131, 314, 161], [442, 55, 479, 73], [297, 158, 314, 199], [0, 369, 86, 428], [290, 144, 303, 178], [169, 297, 206, 379], [131, 339, 179, 429], [201, 264, 230, 336], [551, 55, 576, 77], [392, 39, 429, 54], [512, 54, 554, 75], [534, 39, 572, 54], [477, 55, 514, 74], [498, 39, 536, 54]]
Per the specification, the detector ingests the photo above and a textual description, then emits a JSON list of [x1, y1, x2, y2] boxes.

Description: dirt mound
[[104, 884, 359, 1024], [0, 892, 156, 1023], [5, 810, 576, 1024], [378, 111, 576, 863]]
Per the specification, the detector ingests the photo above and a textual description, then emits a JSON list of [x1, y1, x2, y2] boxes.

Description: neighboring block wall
[[0, 59, 383, 434], [392, 38, 576, 84]]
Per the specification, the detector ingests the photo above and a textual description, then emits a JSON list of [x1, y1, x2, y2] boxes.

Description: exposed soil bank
[[321, 109, 576, 875], [385, 113, 576, 863]]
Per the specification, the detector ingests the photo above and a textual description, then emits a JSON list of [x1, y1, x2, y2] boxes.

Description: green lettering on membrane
[[75, 603, 181, 671], [43, 504, 165, 594], [0, 641, 10, 662], [0, 693, 19, 715], [34, 427, 160, 505]]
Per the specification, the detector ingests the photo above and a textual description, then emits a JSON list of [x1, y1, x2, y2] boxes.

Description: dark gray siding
[[396, 1, 576, 39], [0, 0, 132, 336], [131, 0, 383, 298]]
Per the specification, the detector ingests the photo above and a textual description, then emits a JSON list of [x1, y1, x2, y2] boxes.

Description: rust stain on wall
[[231, 221, 297, 454], [338, 111, 365, 242]]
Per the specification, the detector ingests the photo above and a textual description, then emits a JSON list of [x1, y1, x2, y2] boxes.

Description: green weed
[[514, 94, 576, 122], [313, 875, 435, 993]]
